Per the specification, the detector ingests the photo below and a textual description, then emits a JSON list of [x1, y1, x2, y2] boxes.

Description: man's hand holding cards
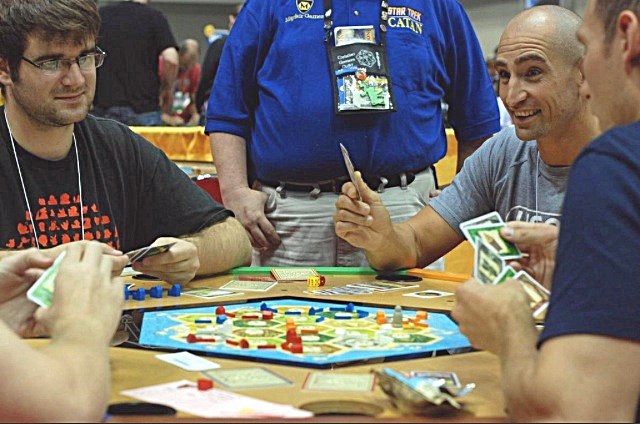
[[126, 242, 177, 264], [128, 238, 199, 284], [462, 212, 549, 316]]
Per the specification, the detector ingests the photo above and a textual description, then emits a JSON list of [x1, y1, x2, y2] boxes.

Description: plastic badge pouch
[[373, 368, 471, 416]]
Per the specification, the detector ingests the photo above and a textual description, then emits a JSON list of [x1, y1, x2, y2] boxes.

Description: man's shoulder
[[78, 114, 142, 148], [578, 121, 640, 169]]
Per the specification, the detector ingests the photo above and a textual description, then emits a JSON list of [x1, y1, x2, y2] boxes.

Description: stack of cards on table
[[461, 212, 550, 316], [271, 268, 318, 282]]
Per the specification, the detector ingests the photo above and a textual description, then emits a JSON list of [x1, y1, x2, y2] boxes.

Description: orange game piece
[[286, 317, 296, 330], [416, 310, 428, 321], [376, 310, 387, 325], [300, 327, 318, 335]]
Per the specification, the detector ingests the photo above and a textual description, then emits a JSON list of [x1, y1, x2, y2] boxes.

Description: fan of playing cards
[[461, 212, 550, 318]]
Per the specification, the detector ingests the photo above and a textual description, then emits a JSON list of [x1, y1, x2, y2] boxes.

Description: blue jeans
[[92, 106, 163, 126]]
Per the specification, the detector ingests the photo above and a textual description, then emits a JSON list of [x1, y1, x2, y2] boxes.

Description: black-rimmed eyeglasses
[[21, 47, 106, 76]]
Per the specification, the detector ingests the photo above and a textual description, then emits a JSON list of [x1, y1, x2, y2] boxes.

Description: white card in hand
[[156, 351, 220, 371]]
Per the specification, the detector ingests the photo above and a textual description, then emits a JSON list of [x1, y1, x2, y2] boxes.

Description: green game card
[[26, 251, 66, 308]]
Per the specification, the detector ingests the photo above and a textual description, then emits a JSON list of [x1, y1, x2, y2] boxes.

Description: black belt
[[261, 167, 428, 193]]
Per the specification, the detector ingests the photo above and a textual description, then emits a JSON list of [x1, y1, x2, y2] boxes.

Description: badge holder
[[324, 1, 396, 115]]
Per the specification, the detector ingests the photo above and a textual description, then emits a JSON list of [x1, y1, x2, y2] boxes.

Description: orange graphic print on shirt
[[4, 193, 120, 250]]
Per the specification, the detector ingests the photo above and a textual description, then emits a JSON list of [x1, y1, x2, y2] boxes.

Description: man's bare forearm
[[499, 313, 555, 421], [183, 217, 251, 276], [0, 329, 111, 421], [366, 207, 464, 271], [365, 222, 419, 271], [210, 132, 250, 199]]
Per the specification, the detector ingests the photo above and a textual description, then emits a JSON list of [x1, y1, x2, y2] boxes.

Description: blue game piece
[[346, 303, 355, 312], [167, 283, 181, 297], [124, 288, 130, 301], [150, 285, 163, 299], [315, 316, 325, 323], [260, 302, 268, 311], [133, 288, 146, 301], [216, 315, 228, 324], [284, 310, 302, 316], [308, 307, 316, 316], [195, 319, 212, 324], [268, 307, 278, 314], [357, 310, 369, 318]]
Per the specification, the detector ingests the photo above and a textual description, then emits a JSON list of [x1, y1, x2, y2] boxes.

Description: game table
[[32, 268, 507, 421]]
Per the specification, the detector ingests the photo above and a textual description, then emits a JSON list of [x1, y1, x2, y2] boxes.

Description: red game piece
[[258, 344, 276, 349], [239, 339, 250, 349], [242, 314, 260, 320], [286, 328, 297, 342], [186, 333, 198, 343], [215, 306, 225, 315], [226, 312, 236, 318], [197, 378, 214, 391], [319, 275, 326, 286], [198, 337, 216, 342], [290, 336, 302, 345], [290, 343, 303, 354], [281, 341, 291, 351], [262, 310, 274, 320], [226, 339, 239, 346]]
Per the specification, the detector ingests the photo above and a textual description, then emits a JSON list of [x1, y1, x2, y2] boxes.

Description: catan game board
[[138, 298, 470, 368]]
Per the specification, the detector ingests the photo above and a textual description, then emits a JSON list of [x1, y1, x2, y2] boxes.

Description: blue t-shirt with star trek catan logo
[[205, 0, 499, 183]]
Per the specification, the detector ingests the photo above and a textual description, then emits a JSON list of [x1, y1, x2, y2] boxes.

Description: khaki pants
[[252, 168, 444, 270]]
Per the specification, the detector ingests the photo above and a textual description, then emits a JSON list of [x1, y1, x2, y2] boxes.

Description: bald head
[[179, 38, 199, 70], [502, 5, 583, 66], [180, 39, 199, 57]]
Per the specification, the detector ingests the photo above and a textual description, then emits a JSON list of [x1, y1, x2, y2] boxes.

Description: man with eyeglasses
[[0, 0, 252, 284]]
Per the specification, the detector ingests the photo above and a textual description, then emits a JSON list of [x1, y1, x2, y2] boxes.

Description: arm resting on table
[[183, 217, 252, 276]]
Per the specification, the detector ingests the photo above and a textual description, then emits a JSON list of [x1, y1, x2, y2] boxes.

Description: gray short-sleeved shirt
[[431, 126, 570, 237]]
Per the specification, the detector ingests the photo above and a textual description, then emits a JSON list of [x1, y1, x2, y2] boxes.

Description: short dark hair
[[0, 0, 100, 89], [594, 0, 640, 45]]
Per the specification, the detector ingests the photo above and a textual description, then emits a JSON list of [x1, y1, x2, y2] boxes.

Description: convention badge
[[334, 25, 376, 47], [327, 26, 396, 115]]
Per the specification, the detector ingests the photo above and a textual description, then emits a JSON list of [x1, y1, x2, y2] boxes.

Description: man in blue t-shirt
[[205, 0, 500, 266], [452, 0, 640, 420]]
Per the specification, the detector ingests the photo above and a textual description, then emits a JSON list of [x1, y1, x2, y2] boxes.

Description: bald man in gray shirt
[[333, 5, 600, 271]]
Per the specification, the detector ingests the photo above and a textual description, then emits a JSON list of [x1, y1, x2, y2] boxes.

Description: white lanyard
[[3, 109, 84, 249]]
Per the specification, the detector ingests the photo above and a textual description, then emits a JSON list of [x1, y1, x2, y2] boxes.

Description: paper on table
[[155, 351, 220, 372], [121, 380, 313, 419]]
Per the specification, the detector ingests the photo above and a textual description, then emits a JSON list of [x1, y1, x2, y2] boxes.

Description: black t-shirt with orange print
[[0, 109, 230, 252]]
